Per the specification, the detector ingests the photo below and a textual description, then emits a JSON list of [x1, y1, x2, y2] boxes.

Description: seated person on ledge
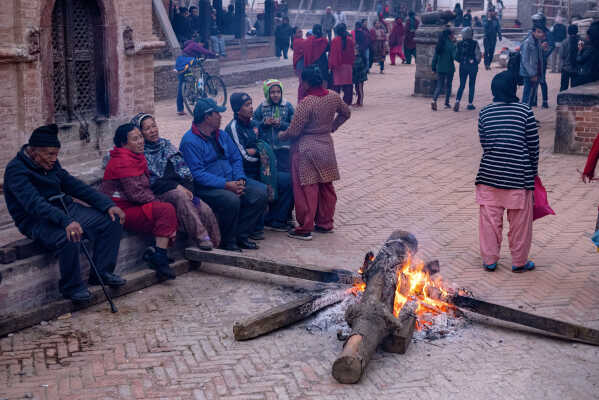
[[3, 124, 126, 303], [225, 92, 268, 240], [180, 98, 268, 252], [131, 112, 221, 251], [101, 124, 178, 281]]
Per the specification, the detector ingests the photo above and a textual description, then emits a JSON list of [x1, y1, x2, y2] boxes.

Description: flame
[[393, 254, 455, 330]]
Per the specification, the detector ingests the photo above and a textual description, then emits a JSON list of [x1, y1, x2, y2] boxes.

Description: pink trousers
[[477, 185, 533, 267]]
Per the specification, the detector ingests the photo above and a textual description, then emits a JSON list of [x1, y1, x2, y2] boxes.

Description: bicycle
[[181, 57, 227, 115]]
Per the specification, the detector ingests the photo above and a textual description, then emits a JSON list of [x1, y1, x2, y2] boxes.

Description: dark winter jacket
[[456, 39, 482, 66], [574, 44, 599, 86], [275, 22, 293, 46], [225, 118, 261, 179], [3, 146, 114, 237], [483, 18, 502, 41], [560, 35, 580, 73], [432, 40, 456, 74]]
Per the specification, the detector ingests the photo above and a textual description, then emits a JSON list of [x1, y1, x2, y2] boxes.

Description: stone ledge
[[554, 81, 599, 154], [557, 82, 599, 107]]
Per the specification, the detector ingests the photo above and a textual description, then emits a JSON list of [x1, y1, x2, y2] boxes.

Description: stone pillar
[[264, 0, 275, 36], [518, 0, 535, 31], [413, 24, 445, 97], [234, 0, 246, 39], [199, 0, 211, 45]]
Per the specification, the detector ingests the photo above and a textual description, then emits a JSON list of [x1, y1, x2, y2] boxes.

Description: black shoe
[[431, 101, 437, 111], [287, 229, 313, 240], [542, 102, 549, 109], [249, 231, 265, 241], [65, 288, 92, 303], [146, 249, 176, 280], [265, 222, 292, 232], [444, 103, 452, 109], [314, 226, 334, 234], [89, 272, 126, 287], [219, 243, 242, 252], [237, 239, 259, 250], [467, 104, 476, 110], [453, 102, 460, 112]]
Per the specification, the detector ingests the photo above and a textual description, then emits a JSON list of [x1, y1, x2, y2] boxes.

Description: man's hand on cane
[[65, 221, 84, 242], [108, 206, 126, 225]]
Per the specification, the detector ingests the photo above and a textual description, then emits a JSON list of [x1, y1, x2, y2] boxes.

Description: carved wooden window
[[51, 0, 108, 123]]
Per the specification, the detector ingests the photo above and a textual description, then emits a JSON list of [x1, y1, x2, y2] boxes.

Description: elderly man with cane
[[3, 124, 126, 303]]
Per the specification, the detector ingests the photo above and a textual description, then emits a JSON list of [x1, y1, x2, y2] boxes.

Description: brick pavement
[[2, 65, 599, 400]]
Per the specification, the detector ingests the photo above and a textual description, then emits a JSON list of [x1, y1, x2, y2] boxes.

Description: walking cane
[[48, 194, 118, 313]]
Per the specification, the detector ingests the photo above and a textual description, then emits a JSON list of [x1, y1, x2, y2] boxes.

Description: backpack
[[507, 51, 524, 85]]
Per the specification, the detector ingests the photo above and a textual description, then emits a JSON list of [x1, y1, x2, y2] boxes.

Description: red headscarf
[[293, 37, 305, 69], [328, 36, 355, 68], [303, 36, 329, 66], [103, 147, 148, 181]]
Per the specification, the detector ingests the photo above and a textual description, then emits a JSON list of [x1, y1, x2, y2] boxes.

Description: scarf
[[293, 37, 305, 69], [306, 86, 329, 97], [103, 147, 148, 181], [304, 36, 329, 66], [491, 71, 520, 103], [144, 138, 192, 185], [329, 36, 355, 68]]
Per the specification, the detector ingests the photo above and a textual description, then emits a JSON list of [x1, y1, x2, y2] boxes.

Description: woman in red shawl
[[329, 23, 355, 105], [389, 17, 406, 65], [300, 24, 329, 100], [101, 124, 178, 280], [293, 29, 306, 102], [581, 132, 599, 231]]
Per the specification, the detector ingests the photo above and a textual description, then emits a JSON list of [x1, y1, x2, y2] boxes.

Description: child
[[352, 45, 368, 107], [252, 80, 295, 231]]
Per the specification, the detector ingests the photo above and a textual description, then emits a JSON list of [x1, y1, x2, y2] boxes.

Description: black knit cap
[[28, 124, 61, 148]]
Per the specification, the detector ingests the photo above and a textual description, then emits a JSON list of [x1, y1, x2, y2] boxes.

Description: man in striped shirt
[[475, 71, 539, 273]]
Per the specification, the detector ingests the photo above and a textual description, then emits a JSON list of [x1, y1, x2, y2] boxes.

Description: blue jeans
[[456, 63, 477, 104], [522, 77, 539, 106], [176, 72, 185, 113], [210, 35, 226, 56], [265, 172, 294, 226], [433, 72, 453, 104]]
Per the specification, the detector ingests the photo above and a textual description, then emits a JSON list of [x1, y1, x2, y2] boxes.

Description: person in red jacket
[[389, 17, 406, 65], [581, 133, 599, 230], [329, 24, 355, 105]]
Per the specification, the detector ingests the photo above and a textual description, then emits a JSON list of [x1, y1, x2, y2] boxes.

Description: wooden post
[[331, 230, 419, 384], [153, 0, 181, 55]]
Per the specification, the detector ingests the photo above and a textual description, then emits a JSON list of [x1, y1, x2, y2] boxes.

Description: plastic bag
[[533, 176, 555, 221]]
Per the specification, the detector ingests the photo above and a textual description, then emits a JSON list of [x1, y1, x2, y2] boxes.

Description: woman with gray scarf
[[131, 113, 220, 250]]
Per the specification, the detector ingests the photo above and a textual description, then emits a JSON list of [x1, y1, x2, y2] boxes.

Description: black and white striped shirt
[[475, 102, 539, 190]]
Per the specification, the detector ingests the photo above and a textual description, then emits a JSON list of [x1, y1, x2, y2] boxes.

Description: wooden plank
[[152, 0, 181, 55], [185, 247, 359, 285], [233, 288, 349, 341], [382, 314, 417, 354], [452, 295, 599, 346], [0, 260, 192, 337]]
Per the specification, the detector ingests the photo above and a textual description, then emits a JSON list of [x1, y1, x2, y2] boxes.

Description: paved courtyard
[[2, 64, 599, 400]]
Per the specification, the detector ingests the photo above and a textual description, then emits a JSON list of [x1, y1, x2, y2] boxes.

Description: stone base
[[554, 81, 599, 154], [414, 25, 457, 98]]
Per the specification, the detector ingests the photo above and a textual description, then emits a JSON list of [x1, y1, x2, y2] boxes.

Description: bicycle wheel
[[204, 75, 227, 108], [182, 76, 198, 115]]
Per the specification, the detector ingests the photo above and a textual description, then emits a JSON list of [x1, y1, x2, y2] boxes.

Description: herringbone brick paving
[[2, 65, 599, 399]]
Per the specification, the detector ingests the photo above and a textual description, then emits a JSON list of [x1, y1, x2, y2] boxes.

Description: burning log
[[332, 230, 419, 384], [233, 288, 350, 341]]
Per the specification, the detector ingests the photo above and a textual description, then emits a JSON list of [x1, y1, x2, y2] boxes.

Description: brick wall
[[0, 0, 162, 178], [554, 82, 599, 154]]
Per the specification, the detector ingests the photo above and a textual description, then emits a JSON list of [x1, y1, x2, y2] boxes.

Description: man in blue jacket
[[3, 125, 126, 302], [180, 99, 268, 252]]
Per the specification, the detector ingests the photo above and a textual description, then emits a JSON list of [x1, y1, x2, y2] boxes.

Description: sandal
[[512, 260, 535, 273], [483, 262, 497, 271]]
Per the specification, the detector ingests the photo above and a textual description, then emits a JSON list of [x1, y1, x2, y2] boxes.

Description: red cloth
[[293, 37, 305, 69], [291, 151, 337, 234], [103, 147, 148, 181], [115, 198, 178, 238], [583, 133, 599, 179], [303, 36, 328, 66], [305, 86, 329, 97], [328, 36, 355, 69], [389, 20, 405, 47]]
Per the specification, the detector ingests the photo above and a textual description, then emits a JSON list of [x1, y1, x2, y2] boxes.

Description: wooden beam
[[451, 295, 599, 346], [152, 0, 181, 55], [185, 248, 359, 285], [233, 288, 349, 341]]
